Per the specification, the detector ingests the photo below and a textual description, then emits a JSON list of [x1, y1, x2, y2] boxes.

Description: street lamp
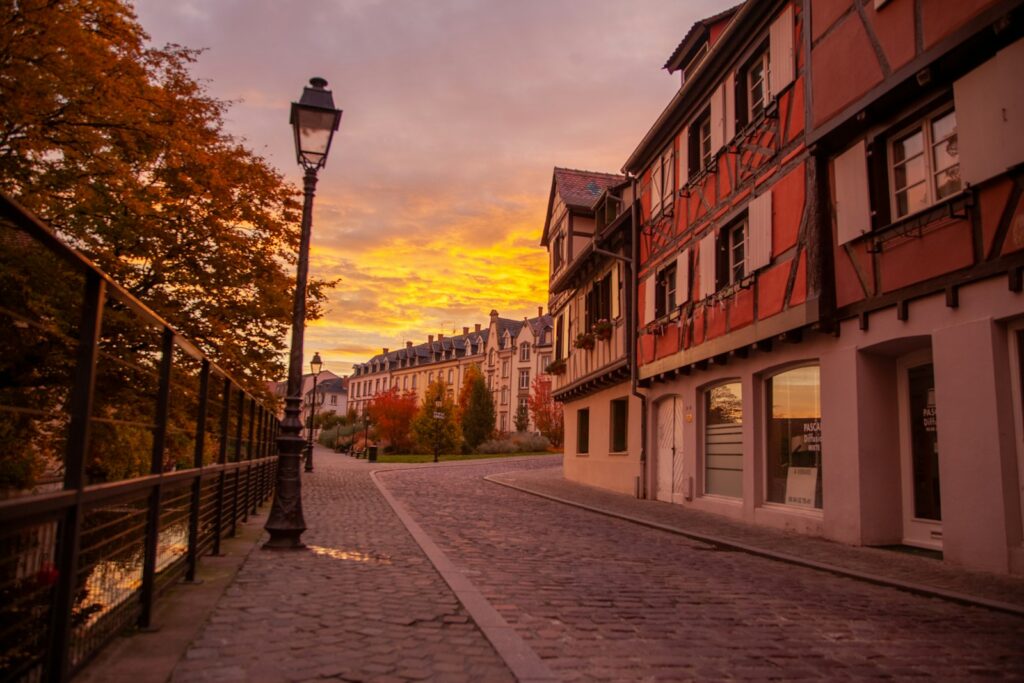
[[305, 352, 323, 473], [264, 78, 342, 550]]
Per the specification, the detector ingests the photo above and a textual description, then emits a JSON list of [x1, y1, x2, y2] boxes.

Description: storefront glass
[[765, 366, 822, 508], [705, 381, 743, 497]]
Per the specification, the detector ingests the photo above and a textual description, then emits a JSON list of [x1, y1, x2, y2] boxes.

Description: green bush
[[476, 432, 550, 454]]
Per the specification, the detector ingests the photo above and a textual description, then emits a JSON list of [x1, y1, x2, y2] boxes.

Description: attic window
[[682, 42, 709, 84]]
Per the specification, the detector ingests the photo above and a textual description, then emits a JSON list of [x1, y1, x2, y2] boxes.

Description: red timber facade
[[548, 0, 1024, 574], [542, 168, 643, 494]]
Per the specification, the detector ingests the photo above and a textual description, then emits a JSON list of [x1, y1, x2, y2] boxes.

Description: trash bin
[[368, 445, 378, 463]]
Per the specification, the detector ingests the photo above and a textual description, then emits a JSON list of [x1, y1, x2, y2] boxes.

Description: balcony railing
[[555, 321, 627, 391], [0, 194, 279, 682]]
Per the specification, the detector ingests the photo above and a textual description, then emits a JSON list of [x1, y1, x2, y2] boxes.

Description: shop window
[[704, 381, 743, 497], [888, 106, 960, 219], [610, 398, 628, 453], [655, 262, 677, 318], [765, 366, 822, 509], [577, 408, 590, 455], [688, 106, 713, 177]]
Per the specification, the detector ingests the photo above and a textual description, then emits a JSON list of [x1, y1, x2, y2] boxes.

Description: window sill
[[609, 450, 629, 457], [575, 452, 590, 458]]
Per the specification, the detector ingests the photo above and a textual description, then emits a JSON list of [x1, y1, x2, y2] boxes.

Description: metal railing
[[0, 194, 280, 682]]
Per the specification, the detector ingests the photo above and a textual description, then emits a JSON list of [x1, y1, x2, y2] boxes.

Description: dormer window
[[682, 42, 709, 84]]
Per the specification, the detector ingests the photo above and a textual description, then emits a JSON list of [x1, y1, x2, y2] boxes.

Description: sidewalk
[[487, 464, 1024, 615], [80, 445, 518, 683]]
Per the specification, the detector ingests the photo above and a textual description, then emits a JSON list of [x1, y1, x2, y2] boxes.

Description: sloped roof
[[663, 3, 743, 74], [318, 377, 346, 394], [553, 168, 625, 210]]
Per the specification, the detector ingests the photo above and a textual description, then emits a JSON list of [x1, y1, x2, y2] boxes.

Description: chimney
[[438, 333, 445, 341], [489, 309, 499, 324], [428, 335, 434, 343], [406, 341, 413, 348], [538, 306, 543, 317], [382, 347, 389, 355], [463, 326, 469, 336], [475, 323, 481, 332]]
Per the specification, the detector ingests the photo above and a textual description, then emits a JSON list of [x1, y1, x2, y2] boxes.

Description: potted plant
[[574, 332, 596, 350], [545, 358, 567, 375], [592, 318, 613, 341]]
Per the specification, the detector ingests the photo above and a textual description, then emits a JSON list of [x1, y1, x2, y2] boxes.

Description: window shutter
[[652, 164, 663, 214], [611, 263, 620, 319], [699, 232, 716, 299], [833, 139, 872, 245], [644, 276, 655, 324], [711, 83, 725, 154], [747, 191, 773, 271], [678, 127, 689, 186], [768, 4, 795, 98], [675, 249, 690, 303], [724, 71, 736, 142], [954, 37, 1024, 187], [665, 151, 675, 206]]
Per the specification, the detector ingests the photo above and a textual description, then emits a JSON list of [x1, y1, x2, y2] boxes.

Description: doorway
[[897, 350, 943, 549], [655, 396, 685, 503]]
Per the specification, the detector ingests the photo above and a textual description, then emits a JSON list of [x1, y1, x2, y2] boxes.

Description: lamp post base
[[264, 443, 307, 550]]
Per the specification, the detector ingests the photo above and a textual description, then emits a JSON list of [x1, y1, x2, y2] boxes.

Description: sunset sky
[[132, 0, 732, 377]]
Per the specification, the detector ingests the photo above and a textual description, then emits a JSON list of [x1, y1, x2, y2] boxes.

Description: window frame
[[651, 145, 675, 217], [885, 104, 961, 221], [762, 363, 823, 510], [703, 379, 744, 499], [744, 48, 770, 125], [655, 262, 678, 319], [519, 368, 530, 390], [520, 344, 530, 362], [716, 219, 747, 291]]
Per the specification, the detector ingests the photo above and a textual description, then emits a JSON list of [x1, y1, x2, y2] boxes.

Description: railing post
[[212, 378, 230, 556], [230, 388, 244, 536], [48, 273, 104, 683], [186, 359, 210, 583], [244, 397, 256, 519], [139, 327, 174, 629]]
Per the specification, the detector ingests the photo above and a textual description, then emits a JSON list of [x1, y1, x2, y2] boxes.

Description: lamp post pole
[[264, 78, 342, 550], [305, 354, 322, 473]]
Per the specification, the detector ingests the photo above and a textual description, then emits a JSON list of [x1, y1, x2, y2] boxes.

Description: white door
[[897, 350, 943, 549], [655, 397, 685, 503]]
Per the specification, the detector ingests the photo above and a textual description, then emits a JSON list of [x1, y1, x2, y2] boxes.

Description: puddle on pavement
[[307, 545, 392, 564]]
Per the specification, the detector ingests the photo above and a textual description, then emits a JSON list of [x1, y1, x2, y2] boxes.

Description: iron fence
[[0, 194, 281, 682]]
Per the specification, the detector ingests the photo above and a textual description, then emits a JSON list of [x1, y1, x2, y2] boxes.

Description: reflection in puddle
[[307, 545, 391, 564]]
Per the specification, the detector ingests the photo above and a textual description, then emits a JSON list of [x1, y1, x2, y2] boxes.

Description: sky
[[131, 0, 732, 378]]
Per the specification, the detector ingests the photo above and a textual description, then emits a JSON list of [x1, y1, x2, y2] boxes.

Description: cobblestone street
[[382, 458, 1024, 681]]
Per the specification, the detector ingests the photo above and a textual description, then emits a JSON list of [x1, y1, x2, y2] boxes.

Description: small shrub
[[475, 432, 551, 454], [476, 438, 518, 454]]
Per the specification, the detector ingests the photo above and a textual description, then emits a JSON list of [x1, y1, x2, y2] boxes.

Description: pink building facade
[[544, 0, 1024, 574]]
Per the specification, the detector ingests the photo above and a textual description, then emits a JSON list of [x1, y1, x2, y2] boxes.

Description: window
[[447, 369, 453, 384], [520, 344, 530, 361], [501, 387, 508, 405], [610, 398, 628, 453], [577, 408, 590, 455], [736, 48, 769, 128], [502, 360, 509, 378], [538, 354, 551, 373], [519, 369, 530, 390], [428, 371, 433, 384], [553, 232, 565, 271], [518, 396, 529, 412], [555, 317, 564, 360], [765, 366, 821, 509], [500, 413, 508, 432], [705, 381, 743, 498], [412, 375, 417, 389], [889, 107, 960, 219], [689, 107, 713, 176], [489, 349, 496, 366], [586, 272, 613, 330], [375, 379, 380, 393], [655, 262, 677, 318], [716, 221, 746, 289], [650, 146, 675, 216], [330, 395, 337, 406], [403, 376, 408, 390]]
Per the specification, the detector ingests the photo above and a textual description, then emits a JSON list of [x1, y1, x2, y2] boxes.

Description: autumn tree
[[461, 371, 496, 451], [0, 0, 334, 396], [528, 376, 563, 447], [457, 364, 484, 418], [410, 379, 459, 462], [367, 387, 418, 453]]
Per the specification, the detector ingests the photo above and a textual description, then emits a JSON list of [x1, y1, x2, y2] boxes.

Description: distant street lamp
[[264, 78, 342, 550], [305, 352, 323, 473]]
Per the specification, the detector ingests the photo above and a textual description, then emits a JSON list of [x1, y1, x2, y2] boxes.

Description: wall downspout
[[628, 174, 648, 499]]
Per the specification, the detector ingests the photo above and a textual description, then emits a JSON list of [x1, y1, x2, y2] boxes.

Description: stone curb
[[484, 473, 1024, 619], [370, 465, 559, 683]]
